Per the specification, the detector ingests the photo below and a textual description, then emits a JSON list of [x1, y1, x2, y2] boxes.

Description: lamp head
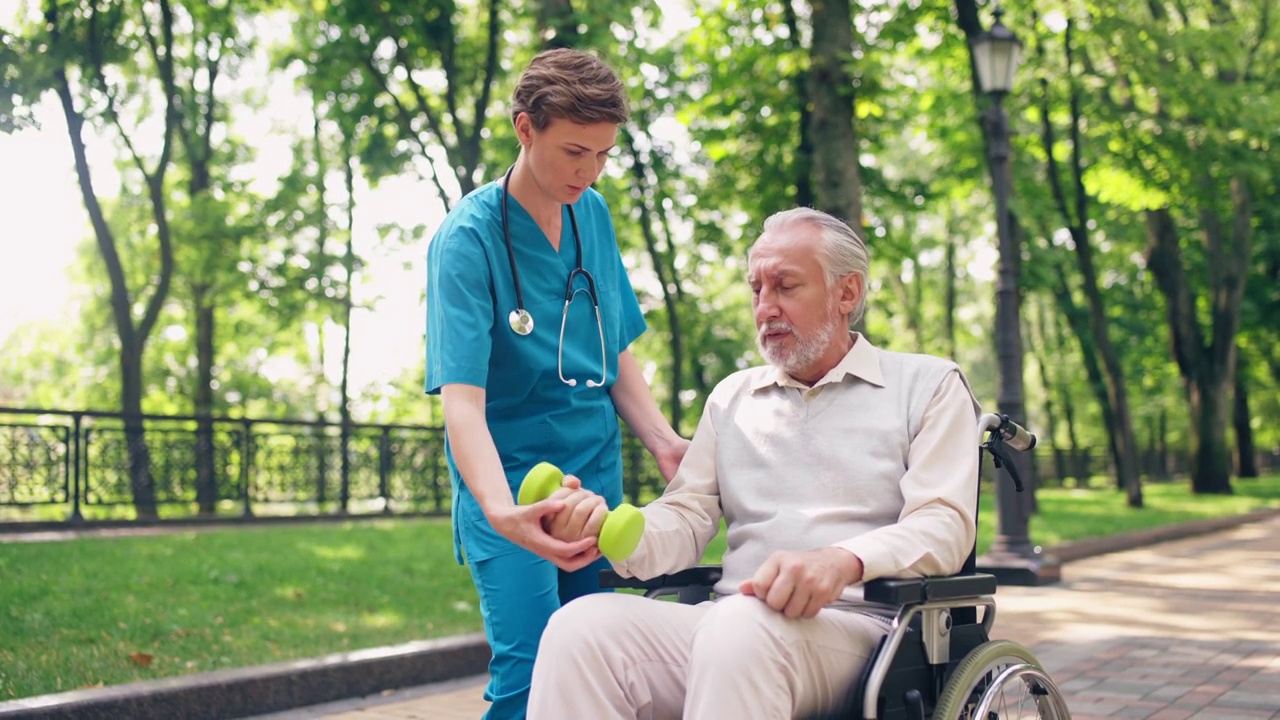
[[971, 8, 1024, 96]]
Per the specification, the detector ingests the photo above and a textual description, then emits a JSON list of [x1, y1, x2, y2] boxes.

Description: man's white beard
[[757, 306, 843, 376]]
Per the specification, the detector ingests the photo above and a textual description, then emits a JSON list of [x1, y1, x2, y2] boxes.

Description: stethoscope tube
[[501, 166, 607, 388]]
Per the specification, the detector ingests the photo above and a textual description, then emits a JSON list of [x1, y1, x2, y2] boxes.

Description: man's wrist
[[827, 547, 865, 586]]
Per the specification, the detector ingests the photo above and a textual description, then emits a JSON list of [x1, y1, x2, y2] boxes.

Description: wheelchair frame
[[600, 412, 1071, 720]]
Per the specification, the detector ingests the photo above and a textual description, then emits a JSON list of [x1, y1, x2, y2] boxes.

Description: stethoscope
[[501, 166, 607, 388]]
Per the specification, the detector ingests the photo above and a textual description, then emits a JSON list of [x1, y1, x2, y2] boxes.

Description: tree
[[21, 0, 189, 518], [1031, 15, 1142, 506], [1088, 0, 1276, 493]]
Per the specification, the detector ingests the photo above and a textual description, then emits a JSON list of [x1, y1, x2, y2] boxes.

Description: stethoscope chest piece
[[509, 308, 534, 336]]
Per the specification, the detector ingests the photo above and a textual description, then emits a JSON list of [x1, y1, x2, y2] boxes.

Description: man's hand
[[739, 547, 865, 619], [486, 500, 601, 572], [542, 475, 609, 543]]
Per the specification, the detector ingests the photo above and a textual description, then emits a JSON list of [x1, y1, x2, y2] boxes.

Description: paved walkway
[[255, 516, 1280, 719]]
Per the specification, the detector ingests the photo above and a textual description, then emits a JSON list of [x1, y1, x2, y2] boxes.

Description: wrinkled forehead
[[748, 228, 823, 278]]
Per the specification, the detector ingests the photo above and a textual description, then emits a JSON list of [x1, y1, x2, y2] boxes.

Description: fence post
[[69, 414, 84, 523], [339, 420, 351, 515], [240, 418, 254, 518], [379, 426, 391, 515], [431, 429, 444, 513]]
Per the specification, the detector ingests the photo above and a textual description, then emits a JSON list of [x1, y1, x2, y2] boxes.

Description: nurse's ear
[[514, 112, 536, 148]]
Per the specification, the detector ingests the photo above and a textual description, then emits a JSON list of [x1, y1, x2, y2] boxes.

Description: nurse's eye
[[566, 149, 586, 158]]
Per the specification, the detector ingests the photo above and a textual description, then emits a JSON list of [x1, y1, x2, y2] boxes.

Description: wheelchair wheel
[[932, 639, 1070, 719]]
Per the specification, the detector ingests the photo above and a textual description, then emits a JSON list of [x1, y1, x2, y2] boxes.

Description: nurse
[[424, 48, 689, 719]]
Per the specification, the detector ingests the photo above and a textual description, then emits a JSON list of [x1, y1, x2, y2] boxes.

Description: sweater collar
[[751, 331, 886, 391]]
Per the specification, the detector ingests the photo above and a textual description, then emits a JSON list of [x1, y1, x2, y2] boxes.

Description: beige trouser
[[527, 592, 890, 720]]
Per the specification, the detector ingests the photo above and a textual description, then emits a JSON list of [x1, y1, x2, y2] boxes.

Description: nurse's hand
[[654, 436, 692, 484], [487, 502, 602, 572]]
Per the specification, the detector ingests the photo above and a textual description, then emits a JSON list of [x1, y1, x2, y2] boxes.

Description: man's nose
[[755, 292, 781, 324]]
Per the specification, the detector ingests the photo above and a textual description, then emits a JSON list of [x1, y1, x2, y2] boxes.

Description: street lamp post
[[971, 9, 1060, 586]]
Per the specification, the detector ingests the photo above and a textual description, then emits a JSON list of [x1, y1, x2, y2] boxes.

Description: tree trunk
[[1186, 376, 1235, 494], [339, 139, 357, 513], [313, 108, 331, 507], [783, 0, 813, 209], [1049, 308, 1080, 481], [623, 129, 685, 431], [944, 210, 958, 359], [1233, 352, 1258, 478], [120, 344, 157, 520], [194, 289, 217, 514], [1033, 299, 1067, 487], [538, 0, 580, 48], [1144, 183, 1251, 494], [1049, 262, 1117, 484], [1037, 21, 1142, 506], [807, 0, 862, 232]]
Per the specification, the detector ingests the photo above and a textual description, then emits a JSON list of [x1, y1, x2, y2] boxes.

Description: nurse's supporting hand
[[654, 435, 692, 484], [487, 502, 602, 572]]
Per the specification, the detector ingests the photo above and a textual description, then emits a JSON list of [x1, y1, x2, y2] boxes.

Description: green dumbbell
[[518, 462, 645, 562]]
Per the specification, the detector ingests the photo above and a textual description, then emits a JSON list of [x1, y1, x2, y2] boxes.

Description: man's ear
[[837, 273, 863, 316]]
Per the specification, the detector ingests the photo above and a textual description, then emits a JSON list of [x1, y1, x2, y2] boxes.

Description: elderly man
[[527, 207, 980, 719]]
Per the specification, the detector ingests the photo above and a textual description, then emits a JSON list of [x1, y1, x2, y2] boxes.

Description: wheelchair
[[600, 412, 1071, 719]]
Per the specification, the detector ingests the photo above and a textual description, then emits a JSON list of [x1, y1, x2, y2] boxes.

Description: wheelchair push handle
[[977, 412, 1035, 453], [996, 415, 1036, 453], [978, 413, 1037, 492]]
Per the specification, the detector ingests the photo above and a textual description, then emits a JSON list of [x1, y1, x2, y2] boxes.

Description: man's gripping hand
[[542, 475, 609, 544], [740, 547, 865, 619]]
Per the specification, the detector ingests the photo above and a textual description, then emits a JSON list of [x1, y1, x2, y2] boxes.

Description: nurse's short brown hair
[[511, 48, 629, 130]]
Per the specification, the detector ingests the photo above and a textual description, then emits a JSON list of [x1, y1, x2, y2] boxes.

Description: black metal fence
[[0, 407, 667, 523], [1, 406, 1275, 525]]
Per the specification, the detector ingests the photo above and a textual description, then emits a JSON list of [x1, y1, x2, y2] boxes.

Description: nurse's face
[[515, 113, 618, 205]]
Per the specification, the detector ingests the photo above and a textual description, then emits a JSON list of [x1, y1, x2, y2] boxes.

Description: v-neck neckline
[[502, 189, 579, 275]]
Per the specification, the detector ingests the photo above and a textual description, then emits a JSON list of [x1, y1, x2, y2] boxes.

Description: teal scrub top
[[425, 181, 647, 563]]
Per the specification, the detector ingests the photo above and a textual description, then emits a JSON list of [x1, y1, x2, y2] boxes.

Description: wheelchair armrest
[[862, 573, 997, 605], [599, 565, 724, 591]]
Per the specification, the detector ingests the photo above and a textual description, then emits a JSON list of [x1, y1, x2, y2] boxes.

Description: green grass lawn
[[1, 474, 1277, 700], [0, 521, 480, 700]]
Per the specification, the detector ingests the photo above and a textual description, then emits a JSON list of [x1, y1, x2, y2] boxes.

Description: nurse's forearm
[[440, 383, 514, 517], [611, 350, 682, 453]]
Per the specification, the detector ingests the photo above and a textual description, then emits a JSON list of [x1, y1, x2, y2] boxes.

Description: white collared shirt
[[615, 333, 981, 604]]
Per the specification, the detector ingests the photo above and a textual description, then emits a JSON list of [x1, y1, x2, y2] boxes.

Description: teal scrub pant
[[470, 550, 611, 719]]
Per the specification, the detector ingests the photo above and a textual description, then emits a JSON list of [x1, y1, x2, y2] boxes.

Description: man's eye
[[567, 149, 585, 157]]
